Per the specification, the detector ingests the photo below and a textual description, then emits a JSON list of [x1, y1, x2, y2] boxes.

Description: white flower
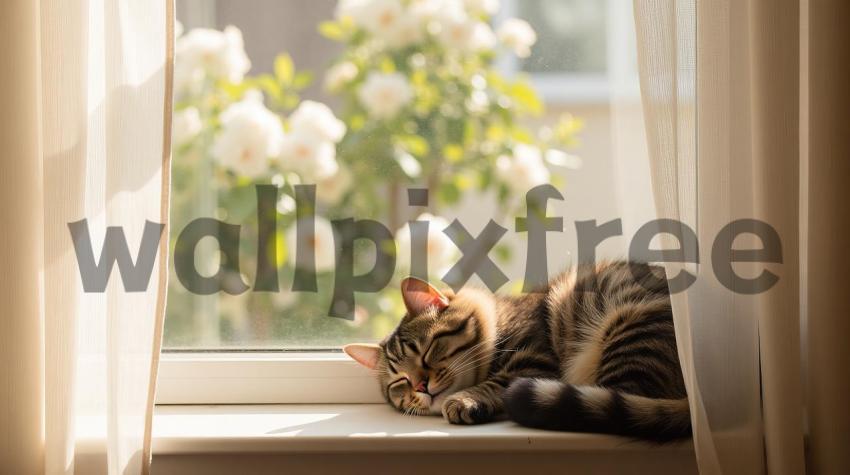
[[211, 93, 283, 179], [408, 0, 467, 25], [324, 61, 358, 91], [173, 62, 205, 98], [175, 20, 184, 38], [381, 13, 425, 48], [172, 107, 202, 147], [357, 72, 414, 119], [342, 0, 424, 48], [279, 132, 339, 182], [463, 0, 500, 15], [359, 0, 402, 33], [409, 0, 447, 26], [410, 0, 468, 38], [289, 100, 346, 143], [437, 15, 496, 52], [175, 26, 251, 95], [335, 0, 372, 24], [495, 144, 551, 194], [498, 18, 537, 58], [276, 193, 296, 214], [467, 90, 490, 113], [316, 165, 353, 205], [470, 22, 497, 50], [286, 216, 337, 273], [396, 213, 460, 278]]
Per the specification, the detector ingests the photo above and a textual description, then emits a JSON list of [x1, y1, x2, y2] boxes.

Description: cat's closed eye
[[388, 377, 410, 388]]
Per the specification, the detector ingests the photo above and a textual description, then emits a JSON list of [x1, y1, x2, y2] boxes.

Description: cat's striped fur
[[343, 261, 690, 442]]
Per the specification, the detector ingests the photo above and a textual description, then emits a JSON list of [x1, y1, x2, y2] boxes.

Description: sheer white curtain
[[633, 0, 808, 473], [0, 1, 173, 474]]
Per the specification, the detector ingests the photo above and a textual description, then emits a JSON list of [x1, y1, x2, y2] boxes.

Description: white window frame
[[156, 351, 382, 404], [157, 0, 642, 407]]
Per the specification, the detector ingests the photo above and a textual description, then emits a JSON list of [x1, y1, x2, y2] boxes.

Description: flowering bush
[[166, 0, 582, 347]]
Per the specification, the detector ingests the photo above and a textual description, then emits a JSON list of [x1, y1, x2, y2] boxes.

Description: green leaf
[[478, 168, 493, 190], [274, 228, 288, 268], [439, 182, 461, 204], [411, 70, 427, 86], [397, 135, 429, 157], [443, 144, 464, 163], [219, 80, 247, 100], [510, 127, 534, 143], [293, 71, 314, 90], [318, 21, 346, 41], [553, 113, 585, 146], [454, 173, 474, 191], [485, 124, 507, 142], [349, 115, 366, 131], [274, 54, 294, 84], [287, 96, 301, 109], [494, 243, 512, 262], [510, 80, 544, 115], [254, 75, 283, 102], [379, 57, 396, 73], [497, 184, 510, 203]]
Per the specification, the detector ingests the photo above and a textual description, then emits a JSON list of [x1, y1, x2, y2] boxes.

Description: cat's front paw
[[441, 392, 492, 424]]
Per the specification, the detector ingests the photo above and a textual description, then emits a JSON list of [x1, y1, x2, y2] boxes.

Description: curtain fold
[[806, 0, 850, 472], [1, 1, 173, 474], [747, 1, 806, 472], [0, 1, 45, 473], [634, 0, 806, 472]]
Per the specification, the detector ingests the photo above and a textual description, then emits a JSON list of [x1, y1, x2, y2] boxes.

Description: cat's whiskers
[[444, 347, 505, 379], [447, 348, 519, 380], [441, 347, 489, 380], [442, 325, 524, 377], [442, 344, 487, 374], [442, 326, 515, 374], [442, 345, 502, 381]]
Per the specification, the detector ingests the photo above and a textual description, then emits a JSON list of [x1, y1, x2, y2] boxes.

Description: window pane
[[164, 0, 651, 349], [518, 0, 607, 74]]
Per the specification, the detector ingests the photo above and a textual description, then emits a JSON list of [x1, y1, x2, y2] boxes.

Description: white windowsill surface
[[152, 403, 695, 454]]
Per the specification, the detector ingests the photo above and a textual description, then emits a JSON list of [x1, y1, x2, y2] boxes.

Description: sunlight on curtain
[[38, 1, 172, 474], [633, 0, 806, 473]]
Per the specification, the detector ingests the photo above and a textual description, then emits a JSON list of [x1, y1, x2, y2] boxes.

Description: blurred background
[[165, 0, 656, 349]]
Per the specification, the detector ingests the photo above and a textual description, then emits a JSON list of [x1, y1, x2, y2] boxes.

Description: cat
[[343, 260, 690, 442]]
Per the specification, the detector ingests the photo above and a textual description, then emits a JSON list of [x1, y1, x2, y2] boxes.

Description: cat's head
[[344, 277, 498, 415]]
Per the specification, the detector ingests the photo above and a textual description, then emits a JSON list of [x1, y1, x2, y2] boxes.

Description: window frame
[[159, 0, 642, 407], [156, 350, 382, 404]]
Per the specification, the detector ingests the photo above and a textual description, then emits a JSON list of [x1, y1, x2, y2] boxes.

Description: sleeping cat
[[343, 261, 690, 442]]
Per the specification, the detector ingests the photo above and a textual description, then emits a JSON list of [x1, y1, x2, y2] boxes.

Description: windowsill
[[152, 403, 695, 454]]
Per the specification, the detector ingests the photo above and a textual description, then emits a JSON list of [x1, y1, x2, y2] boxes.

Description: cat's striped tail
[[502, 378, 691, 442]]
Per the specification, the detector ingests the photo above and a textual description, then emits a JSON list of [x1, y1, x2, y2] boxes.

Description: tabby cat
[[344, 261, 690, 442]]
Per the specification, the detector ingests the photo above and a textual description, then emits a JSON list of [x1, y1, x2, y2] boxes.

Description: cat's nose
[[414, 378, 428, 393]]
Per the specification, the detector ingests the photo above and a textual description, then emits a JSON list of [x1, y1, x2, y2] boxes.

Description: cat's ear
[[343, 343, 381, 370], [401, 277, 449, 315]]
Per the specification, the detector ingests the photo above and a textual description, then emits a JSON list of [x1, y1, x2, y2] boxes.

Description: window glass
[[517, 0, 607, 74], [164, 0, 651, 349]]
